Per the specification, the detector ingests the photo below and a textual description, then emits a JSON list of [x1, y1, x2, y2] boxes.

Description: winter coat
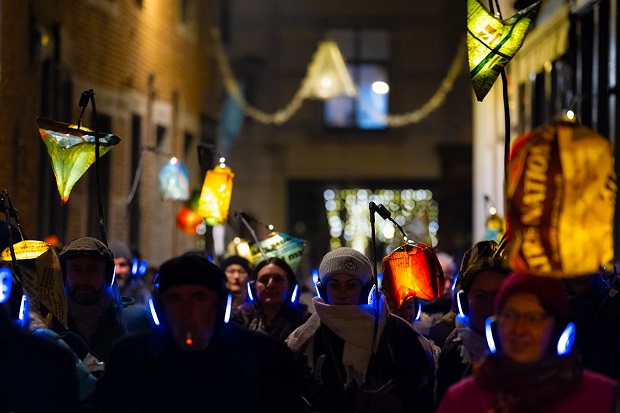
[[100, 321, 304, 413], [287, 309, 435, 413], [0, 313, 79, 412], [436, 369, 616, 413], [232, 301, 309, 341]]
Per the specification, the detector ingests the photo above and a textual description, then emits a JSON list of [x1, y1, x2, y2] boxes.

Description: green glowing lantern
[[38, 117, 121, 204], [467, 0, 541, 101]]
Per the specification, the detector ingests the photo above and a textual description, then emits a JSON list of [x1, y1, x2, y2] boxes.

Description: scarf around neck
[[312, 294, 388, 385], [67, 291, 113, 342], [474, 353, 582, 413]]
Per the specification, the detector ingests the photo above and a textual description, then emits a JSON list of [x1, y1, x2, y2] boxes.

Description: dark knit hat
[[494, 272, 569, 323], [319, 247, 372, 285], [219, 255, 251, 274], [108, 240, 133, 262], [156, 254, 227, 301]]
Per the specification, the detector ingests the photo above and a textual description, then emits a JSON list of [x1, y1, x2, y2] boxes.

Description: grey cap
[[59, 237, 113, 263], [319, 247, 372, 285]]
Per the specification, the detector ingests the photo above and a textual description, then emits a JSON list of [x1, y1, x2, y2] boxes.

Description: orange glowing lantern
[[176, 206, 204, 235], [381, 243, 444, 310], [197, 161, 234, 226]]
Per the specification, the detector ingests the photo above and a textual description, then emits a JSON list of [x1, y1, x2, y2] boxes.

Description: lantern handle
[[234, 210, 269, 261]]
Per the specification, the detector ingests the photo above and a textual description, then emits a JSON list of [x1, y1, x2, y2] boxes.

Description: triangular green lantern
[[467, 0, 541, 101], [38, 117, 121, 204]]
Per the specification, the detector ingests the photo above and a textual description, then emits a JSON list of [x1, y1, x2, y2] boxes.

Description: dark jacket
[[100, 322, 303, 413], [232, 301, 309, 341], [298, 314, 434, 413], [568, 273, 620, 379], [0, 313, 79, 412]]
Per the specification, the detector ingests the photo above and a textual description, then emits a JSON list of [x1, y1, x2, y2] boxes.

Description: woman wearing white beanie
[[286, 247, 435, 413]]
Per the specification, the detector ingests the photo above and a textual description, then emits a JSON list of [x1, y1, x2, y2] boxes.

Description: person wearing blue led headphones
[[101, 253, 303, 412], [0, 264, 81, 411], [232, 256, 309, 341], [436, 271, 617, 413], [286, 247, 434, 413], [436, 257, 510, 404]]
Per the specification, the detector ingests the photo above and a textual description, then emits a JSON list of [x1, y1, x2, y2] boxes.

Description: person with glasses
[[220, 255, 252, 311], [436, 271, 617, 413], [231, 257, 309, 341]]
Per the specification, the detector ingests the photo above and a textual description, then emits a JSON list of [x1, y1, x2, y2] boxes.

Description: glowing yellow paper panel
[[506, 120, 616, 277], [197, 165, 234, 226], [38, 117, 120, 204], [467, 0, 541, 101]]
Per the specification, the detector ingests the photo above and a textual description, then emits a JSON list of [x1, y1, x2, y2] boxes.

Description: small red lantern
[[176, 206, 204, 235], [381, 243, 444, 310]]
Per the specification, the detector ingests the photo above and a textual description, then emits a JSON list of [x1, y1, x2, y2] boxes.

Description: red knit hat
[[493, 272, 570, 323]]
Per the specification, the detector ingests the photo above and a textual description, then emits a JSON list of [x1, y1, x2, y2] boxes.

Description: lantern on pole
[[197, 158, 234, 226], [466, 0, 541, 102], [381, 243, 444, 310], [506, 118, 616, 277], [37, 117, 120, 204], [158, 157, 190, 201]]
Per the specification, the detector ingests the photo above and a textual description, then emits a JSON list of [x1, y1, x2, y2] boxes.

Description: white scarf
[[288, 294, 388, 385], [67, 292, 112, 342]]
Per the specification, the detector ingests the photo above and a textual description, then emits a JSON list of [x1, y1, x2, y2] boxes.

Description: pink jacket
[[436, 370, 616, 413]]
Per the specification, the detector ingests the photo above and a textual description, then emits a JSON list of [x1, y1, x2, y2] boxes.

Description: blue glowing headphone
[[0, 267, 12, 304], [485, 316, 576, 357], [148, 273, 233, 327]]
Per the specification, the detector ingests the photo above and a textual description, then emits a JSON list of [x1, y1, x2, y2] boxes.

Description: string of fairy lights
[[210, 27, 466, 127]]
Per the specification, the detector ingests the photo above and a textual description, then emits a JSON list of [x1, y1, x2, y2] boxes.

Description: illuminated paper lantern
[[485, 212, 506, 242], [197, 165, 234, 226], [1, 240, 67, 327], [467, 0, 541, 101], [301, 40, 357, 99], [37, 117, 121, 204], [176, 206, 204, 235], [506, 120, 616, 277], [381, 243, 444, 309], [158, 158, 190, 201], [249, 232, 306, 273]]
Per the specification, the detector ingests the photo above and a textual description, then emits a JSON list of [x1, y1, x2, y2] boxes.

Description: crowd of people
[[1, 226, 619, 412]]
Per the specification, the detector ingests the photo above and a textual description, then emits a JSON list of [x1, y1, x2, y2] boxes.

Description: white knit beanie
[[319, 247, 372, 285]]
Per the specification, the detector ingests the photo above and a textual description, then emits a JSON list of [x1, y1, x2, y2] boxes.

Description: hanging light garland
[[211, 27, 466, 127]]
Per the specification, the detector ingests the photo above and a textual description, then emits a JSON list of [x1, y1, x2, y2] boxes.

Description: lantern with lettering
[[197, 162, 234, 226], [381, 243, 444, 310], [506, 119, 616, 277]]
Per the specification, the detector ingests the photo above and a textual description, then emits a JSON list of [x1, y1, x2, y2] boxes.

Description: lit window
[[323, 29, 390, 130]]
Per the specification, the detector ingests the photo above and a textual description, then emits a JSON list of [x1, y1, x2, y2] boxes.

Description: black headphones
[[485, 315, 576, 357], [315, 276, 376, 305], [246, 257, 300, 305]]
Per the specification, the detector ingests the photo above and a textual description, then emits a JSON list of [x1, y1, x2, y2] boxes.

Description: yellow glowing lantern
[[197, 160, 234, 226], [506, 119, 616, 277], [301, 40, 357, 100]]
